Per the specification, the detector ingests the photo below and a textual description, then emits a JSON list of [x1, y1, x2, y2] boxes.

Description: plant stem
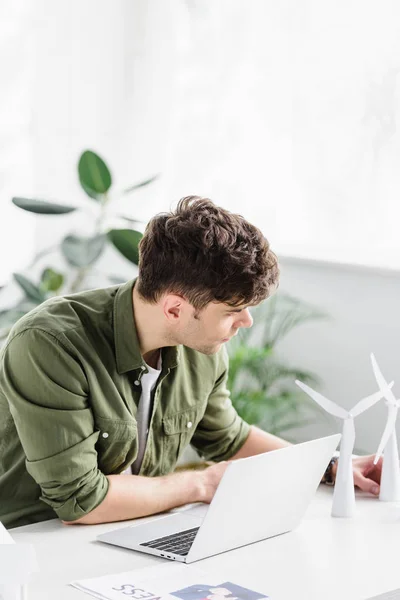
[[26, 244, 60, 271], [94, 192, 109, 233], [68, 192, 109, 294], [70, 266, 90, 294]]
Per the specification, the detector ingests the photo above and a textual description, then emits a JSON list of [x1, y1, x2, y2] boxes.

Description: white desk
[[9, 486, 400, 600]]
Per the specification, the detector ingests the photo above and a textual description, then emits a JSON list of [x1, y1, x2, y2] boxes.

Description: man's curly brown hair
[[136, 196, 279, 311]]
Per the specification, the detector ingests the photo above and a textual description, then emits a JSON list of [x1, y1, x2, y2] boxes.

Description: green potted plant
[[227, 292, 331, 438], [0, 150, 157, 341]]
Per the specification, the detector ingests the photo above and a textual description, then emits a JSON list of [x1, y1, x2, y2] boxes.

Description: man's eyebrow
[[229, 305, 250, 313]]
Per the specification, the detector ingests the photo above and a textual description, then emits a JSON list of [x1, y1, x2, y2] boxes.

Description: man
[[0, 196, 382, 529]]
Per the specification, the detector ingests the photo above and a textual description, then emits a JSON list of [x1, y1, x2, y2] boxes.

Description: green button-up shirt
[[0, 279, 250, 529]]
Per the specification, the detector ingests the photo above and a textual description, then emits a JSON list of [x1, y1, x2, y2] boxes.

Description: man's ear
[[162, 294, 185, 321]]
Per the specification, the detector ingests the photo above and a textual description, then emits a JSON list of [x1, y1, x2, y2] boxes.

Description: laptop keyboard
[[140, 527, 200, 556]]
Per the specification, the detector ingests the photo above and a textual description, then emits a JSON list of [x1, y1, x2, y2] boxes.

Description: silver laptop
[[97, 433, 340, 563]]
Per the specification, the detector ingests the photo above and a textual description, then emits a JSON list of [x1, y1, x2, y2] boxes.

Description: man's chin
[[188, 342, 223, 356]]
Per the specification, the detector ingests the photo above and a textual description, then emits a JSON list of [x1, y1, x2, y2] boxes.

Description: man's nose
[[237, 308, 253, 329]]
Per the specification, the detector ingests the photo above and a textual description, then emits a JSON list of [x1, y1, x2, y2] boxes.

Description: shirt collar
[[113, 278, 180, 374]]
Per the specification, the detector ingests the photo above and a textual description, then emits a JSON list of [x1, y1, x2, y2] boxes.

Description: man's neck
[[132, 285, 169, 367], [143, 349, 161, 369]]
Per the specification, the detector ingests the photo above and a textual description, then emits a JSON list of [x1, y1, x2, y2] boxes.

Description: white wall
[[0, 1, 36, 286], [277, 255, 400, 453], [27, 0, 400, 273], [31, 0, 182, 237]]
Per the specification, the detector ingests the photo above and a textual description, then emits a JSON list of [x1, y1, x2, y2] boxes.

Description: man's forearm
[[64, 427, 290, 526], [64, 470, 204, 526], [231, 425, 291, 460], [232, 426, 338, 487]]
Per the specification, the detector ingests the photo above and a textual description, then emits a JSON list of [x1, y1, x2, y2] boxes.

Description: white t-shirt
[[123, 352, 162, 475]]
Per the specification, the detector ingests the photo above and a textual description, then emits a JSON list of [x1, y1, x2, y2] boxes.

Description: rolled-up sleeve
[[0, 328, 109, 522], [190, 347, 251, 462]]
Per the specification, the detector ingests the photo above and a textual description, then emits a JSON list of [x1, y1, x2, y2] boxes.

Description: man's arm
[[64, 462, 230, 525], [231, 425, 291, 459], [1, 329, 110, 522], [231, 425, 383, 497], [69, 427, 290, 525]]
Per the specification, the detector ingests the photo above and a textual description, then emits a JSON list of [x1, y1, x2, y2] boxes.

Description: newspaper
[[70, 562, 270, 600]]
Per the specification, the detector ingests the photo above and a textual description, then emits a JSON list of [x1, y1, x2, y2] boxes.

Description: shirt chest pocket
[[94, 415, 138, 475], [162, 405, 204, 472]]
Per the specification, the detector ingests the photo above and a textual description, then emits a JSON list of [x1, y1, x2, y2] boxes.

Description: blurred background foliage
[[226, 294, 332, 437], [0, 149, 157, 341]]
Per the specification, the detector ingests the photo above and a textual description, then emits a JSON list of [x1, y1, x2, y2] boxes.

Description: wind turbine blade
[[351, 390, 385, 417], [374, 404, 398, 465], [371, 353, 397, 405], [295, 380, 348, 419]]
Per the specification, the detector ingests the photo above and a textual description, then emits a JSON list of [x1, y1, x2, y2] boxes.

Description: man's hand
[[199, 461, 231, 503], [64, 464, 230, 526], [352, 455, 382, 495], [332, 455, 382, 496]]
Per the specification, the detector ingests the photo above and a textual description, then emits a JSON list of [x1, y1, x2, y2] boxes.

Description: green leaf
[[13, 273, 46, 303], [12, 197, 77, 215], [122, 174, 158, 195], [78, 150, 112, 200], [225, 292, 331, 437], [107, 229, 142, 265], [40, 268, 64, 293], [61, 234, 106, 267]]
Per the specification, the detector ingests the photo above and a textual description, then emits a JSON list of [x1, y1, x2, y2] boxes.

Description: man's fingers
[[354, 472, 380, 496]]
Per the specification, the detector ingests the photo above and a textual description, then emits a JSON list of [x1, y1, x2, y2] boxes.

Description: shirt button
[[102, 432, 109, 439], [187, 421, 193, 429], [141, 366, 146, 370], [134, 380, 140, 386]]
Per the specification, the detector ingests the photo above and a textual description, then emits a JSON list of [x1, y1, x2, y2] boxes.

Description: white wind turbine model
[[370, 353, 400, 502], [295, 380, 387, 518]]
